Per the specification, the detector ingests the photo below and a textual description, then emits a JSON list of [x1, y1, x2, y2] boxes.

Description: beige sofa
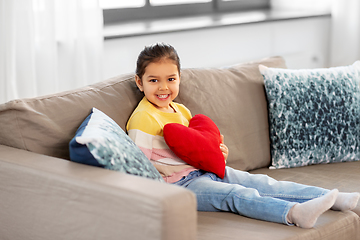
[[0, 56, 359, 240]]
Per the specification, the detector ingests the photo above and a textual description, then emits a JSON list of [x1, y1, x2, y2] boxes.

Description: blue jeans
[[174, 166, 329, 225]]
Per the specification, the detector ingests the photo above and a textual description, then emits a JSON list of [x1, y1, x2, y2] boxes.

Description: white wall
[[103, 16, 331, 79], [330, 0, 360, 67]]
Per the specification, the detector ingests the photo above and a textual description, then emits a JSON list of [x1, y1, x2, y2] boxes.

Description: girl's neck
[[151, 101, 176, 113]]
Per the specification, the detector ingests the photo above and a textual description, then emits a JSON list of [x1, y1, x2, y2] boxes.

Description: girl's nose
[[159, 82, 168, 90]]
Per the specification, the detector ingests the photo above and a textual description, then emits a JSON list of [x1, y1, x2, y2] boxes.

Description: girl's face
[[135, 59, 180, 113]]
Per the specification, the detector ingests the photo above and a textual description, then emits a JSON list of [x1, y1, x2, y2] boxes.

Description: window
[[100, 0, 145, 9], [151, 0, 211, 6], [102, 0, 270, 24]]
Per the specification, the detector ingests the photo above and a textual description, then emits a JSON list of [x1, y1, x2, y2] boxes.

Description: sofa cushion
[[198, 209, 360, 240], [0, 56, 286, 171], [260, 61, 360, 169], [250, 161, 360, 216], [69, 107, 163, 181], [176, 56, 287, 171], [164, 114, 226, 179]]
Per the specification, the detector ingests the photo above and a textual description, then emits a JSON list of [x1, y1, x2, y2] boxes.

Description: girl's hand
[[220, 135, 229, 164]]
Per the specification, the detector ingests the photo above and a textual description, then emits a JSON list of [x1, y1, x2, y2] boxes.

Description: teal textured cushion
[[260, 61, 360, 169], [69, 107, 163, 181]]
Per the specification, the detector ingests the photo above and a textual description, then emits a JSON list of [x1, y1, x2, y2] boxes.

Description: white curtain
[[0, 0, 103, 104], [330, 0, 360, 67]]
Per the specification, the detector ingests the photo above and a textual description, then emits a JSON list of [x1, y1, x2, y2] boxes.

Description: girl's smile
[[157, 94, 170, 99], [135, 59, 180, 113]]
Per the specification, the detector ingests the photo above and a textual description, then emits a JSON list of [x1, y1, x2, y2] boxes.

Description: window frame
[[103, 0, 270, 24], [216, 0, 270, 12]]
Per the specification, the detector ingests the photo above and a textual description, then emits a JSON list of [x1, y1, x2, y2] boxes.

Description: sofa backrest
[[0, 74, 143, 161], [176, 57, 287, 170], [0, 56, 286, 171]]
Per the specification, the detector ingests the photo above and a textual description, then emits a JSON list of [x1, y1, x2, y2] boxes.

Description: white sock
[[287, 189, 338, 229], [332, 192, 360, 211]]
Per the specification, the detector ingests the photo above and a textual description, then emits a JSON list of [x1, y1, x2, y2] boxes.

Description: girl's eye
[[150, 79, 157, 83], [168, 78, 175, 81]]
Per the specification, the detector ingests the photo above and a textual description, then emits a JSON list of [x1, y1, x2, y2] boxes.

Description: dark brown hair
[[136, 43, 181, 80]]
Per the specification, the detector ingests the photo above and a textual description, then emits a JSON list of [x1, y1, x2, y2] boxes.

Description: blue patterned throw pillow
[[260, 61, 360, 169], [69, 108, 164, 181]]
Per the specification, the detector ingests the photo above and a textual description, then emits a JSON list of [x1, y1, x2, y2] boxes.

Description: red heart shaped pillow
[[163, 114, 226, 179]]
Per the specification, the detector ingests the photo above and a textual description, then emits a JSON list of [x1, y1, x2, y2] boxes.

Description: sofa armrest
[[0, 145, 197, 240]]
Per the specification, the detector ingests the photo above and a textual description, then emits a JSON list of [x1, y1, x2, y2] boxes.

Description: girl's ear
[[135, 75, 144, 92]]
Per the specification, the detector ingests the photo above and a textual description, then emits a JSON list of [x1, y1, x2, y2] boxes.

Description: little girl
[[126, 43, 360, 228]]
